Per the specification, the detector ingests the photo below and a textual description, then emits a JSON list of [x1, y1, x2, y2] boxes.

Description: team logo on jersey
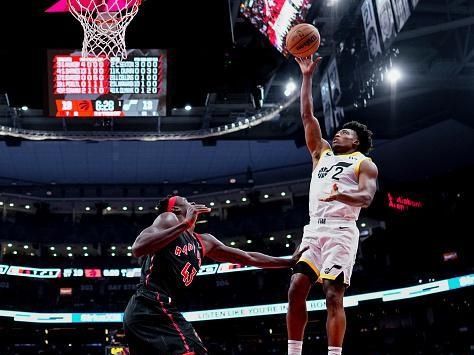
[[317, 162, 353, 179], [318, 167, 330, 178]]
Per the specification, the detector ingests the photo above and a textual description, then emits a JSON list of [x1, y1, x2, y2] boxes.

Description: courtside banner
[[0, 274, 472, 323]]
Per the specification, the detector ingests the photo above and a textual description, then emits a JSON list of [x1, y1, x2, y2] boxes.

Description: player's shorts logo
[[324, 265, 342, 274]]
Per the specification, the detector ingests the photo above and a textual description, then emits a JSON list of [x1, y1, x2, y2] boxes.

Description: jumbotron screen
[[240, 0, 312, 56], [47, 49, 167, 118]]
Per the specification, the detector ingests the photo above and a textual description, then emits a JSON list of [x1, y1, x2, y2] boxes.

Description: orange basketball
[[285, 23, 320, 58]]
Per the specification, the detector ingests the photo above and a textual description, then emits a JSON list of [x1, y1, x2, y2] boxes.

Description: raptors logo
[[79, 100, 91, 111]]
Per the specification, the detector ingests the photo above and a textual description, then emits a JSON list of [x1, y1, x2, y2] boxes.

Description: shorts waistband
[[309, 217, 356, 225], [137, 286, 173, 304]]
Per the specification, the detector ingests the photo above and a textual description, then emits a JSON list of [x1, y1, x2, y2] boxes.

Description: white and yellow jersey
[[309, 149, 371, 221]]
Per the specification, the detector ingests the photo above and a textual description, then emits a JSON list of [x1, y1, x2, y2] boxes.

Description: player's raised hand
[[184, 204, 211, 229], [295, 56, 322, 76]]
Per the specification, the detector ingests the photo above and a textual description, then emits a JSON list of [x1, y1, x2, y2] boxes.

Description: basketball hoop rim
[[66, 0, 143, 14], [66, 0, 143, 59]]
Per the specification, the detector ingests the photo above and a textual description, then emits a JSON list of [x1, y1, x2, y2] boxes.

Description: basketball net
[[67, 0, 142, 59]]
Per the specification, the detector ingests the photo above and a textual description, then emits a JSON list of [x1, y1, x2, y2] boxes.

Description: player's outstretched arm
[[295, 56, 330, 163], [201, 234, 308, 269], [131, 204, 210, 257], [320, 160, 378, 207]]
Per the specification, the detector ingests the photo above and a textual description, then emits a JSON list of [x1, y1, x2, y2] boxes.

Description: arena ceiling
[[0, 0, 473, 188], [0, 0, 473, 138], [0, 119, 472, 188]]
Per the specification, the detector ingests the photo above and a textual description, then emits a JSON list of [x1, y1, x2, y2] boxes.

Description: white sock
[[328, 346, 342, 355], [288, 340, 303, 355]]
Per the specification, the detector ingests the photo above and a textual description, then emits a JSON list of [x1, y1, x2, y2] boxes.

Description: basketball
[[285, 23, 320, 58]]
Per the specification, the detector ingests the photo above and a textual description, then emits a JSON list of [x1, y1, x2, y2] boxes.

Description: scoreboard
[[48, 49, 167, 118]]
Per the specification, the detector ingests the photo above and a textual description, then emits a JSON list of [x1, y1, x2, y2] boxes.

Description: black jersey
[[139, 231, 205, 299]]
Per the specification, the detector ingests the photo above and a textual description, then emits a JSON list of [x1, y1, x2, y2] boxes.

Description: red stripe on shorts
[[156, 293, 192, 354]]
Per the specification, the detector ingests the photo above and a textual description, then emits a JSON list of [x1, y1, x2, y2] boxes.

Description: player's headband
[[167, 196, 178, 212]]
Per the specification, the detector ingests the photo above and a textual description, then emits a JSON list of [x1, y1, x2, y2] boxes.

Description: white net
[[68, 0, 142, 59]]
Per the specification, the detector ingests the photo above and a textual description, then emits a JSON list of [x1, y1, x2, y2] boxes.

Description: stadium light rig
[[387, 68, 402, 84], [284, 80, 297, 97]]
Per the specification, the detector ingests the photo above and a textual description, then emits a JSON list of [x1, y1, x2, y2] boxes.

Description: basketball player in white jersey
[[287, 56, 378, 355]]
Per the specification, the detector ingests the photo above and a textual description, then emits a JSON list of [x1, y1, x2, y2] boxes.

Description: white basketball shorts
[[297, 218, 359, 286]]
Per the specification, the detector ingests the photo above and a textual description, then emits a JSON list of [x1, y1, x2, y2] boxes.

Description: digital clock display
[[48, 49, 167, 118], [94, 100, 120, 112]]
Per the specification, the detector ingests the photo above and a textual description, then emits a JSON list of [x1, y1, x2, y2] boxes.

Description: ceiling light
[[387, 68, 401, 84]]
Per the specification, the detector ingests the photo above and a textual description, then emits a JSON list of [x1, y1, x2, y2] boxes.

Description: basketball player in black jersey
[[124, 195, 307, 355]]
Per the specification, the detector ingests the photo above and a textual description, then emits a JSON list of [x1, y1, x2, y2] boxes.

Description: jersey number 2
[[181, 262, 197, 287], [331, 167, 344, 180]]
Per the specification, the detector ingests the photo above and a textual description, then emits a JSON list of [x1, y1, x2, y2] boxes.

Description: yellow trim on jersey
[[335, 151, 362, 157], [319, 148, 332, 157], [354, 157, 372, 178], [313, 149, 332, 172], [299, 258, 320, 276]]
